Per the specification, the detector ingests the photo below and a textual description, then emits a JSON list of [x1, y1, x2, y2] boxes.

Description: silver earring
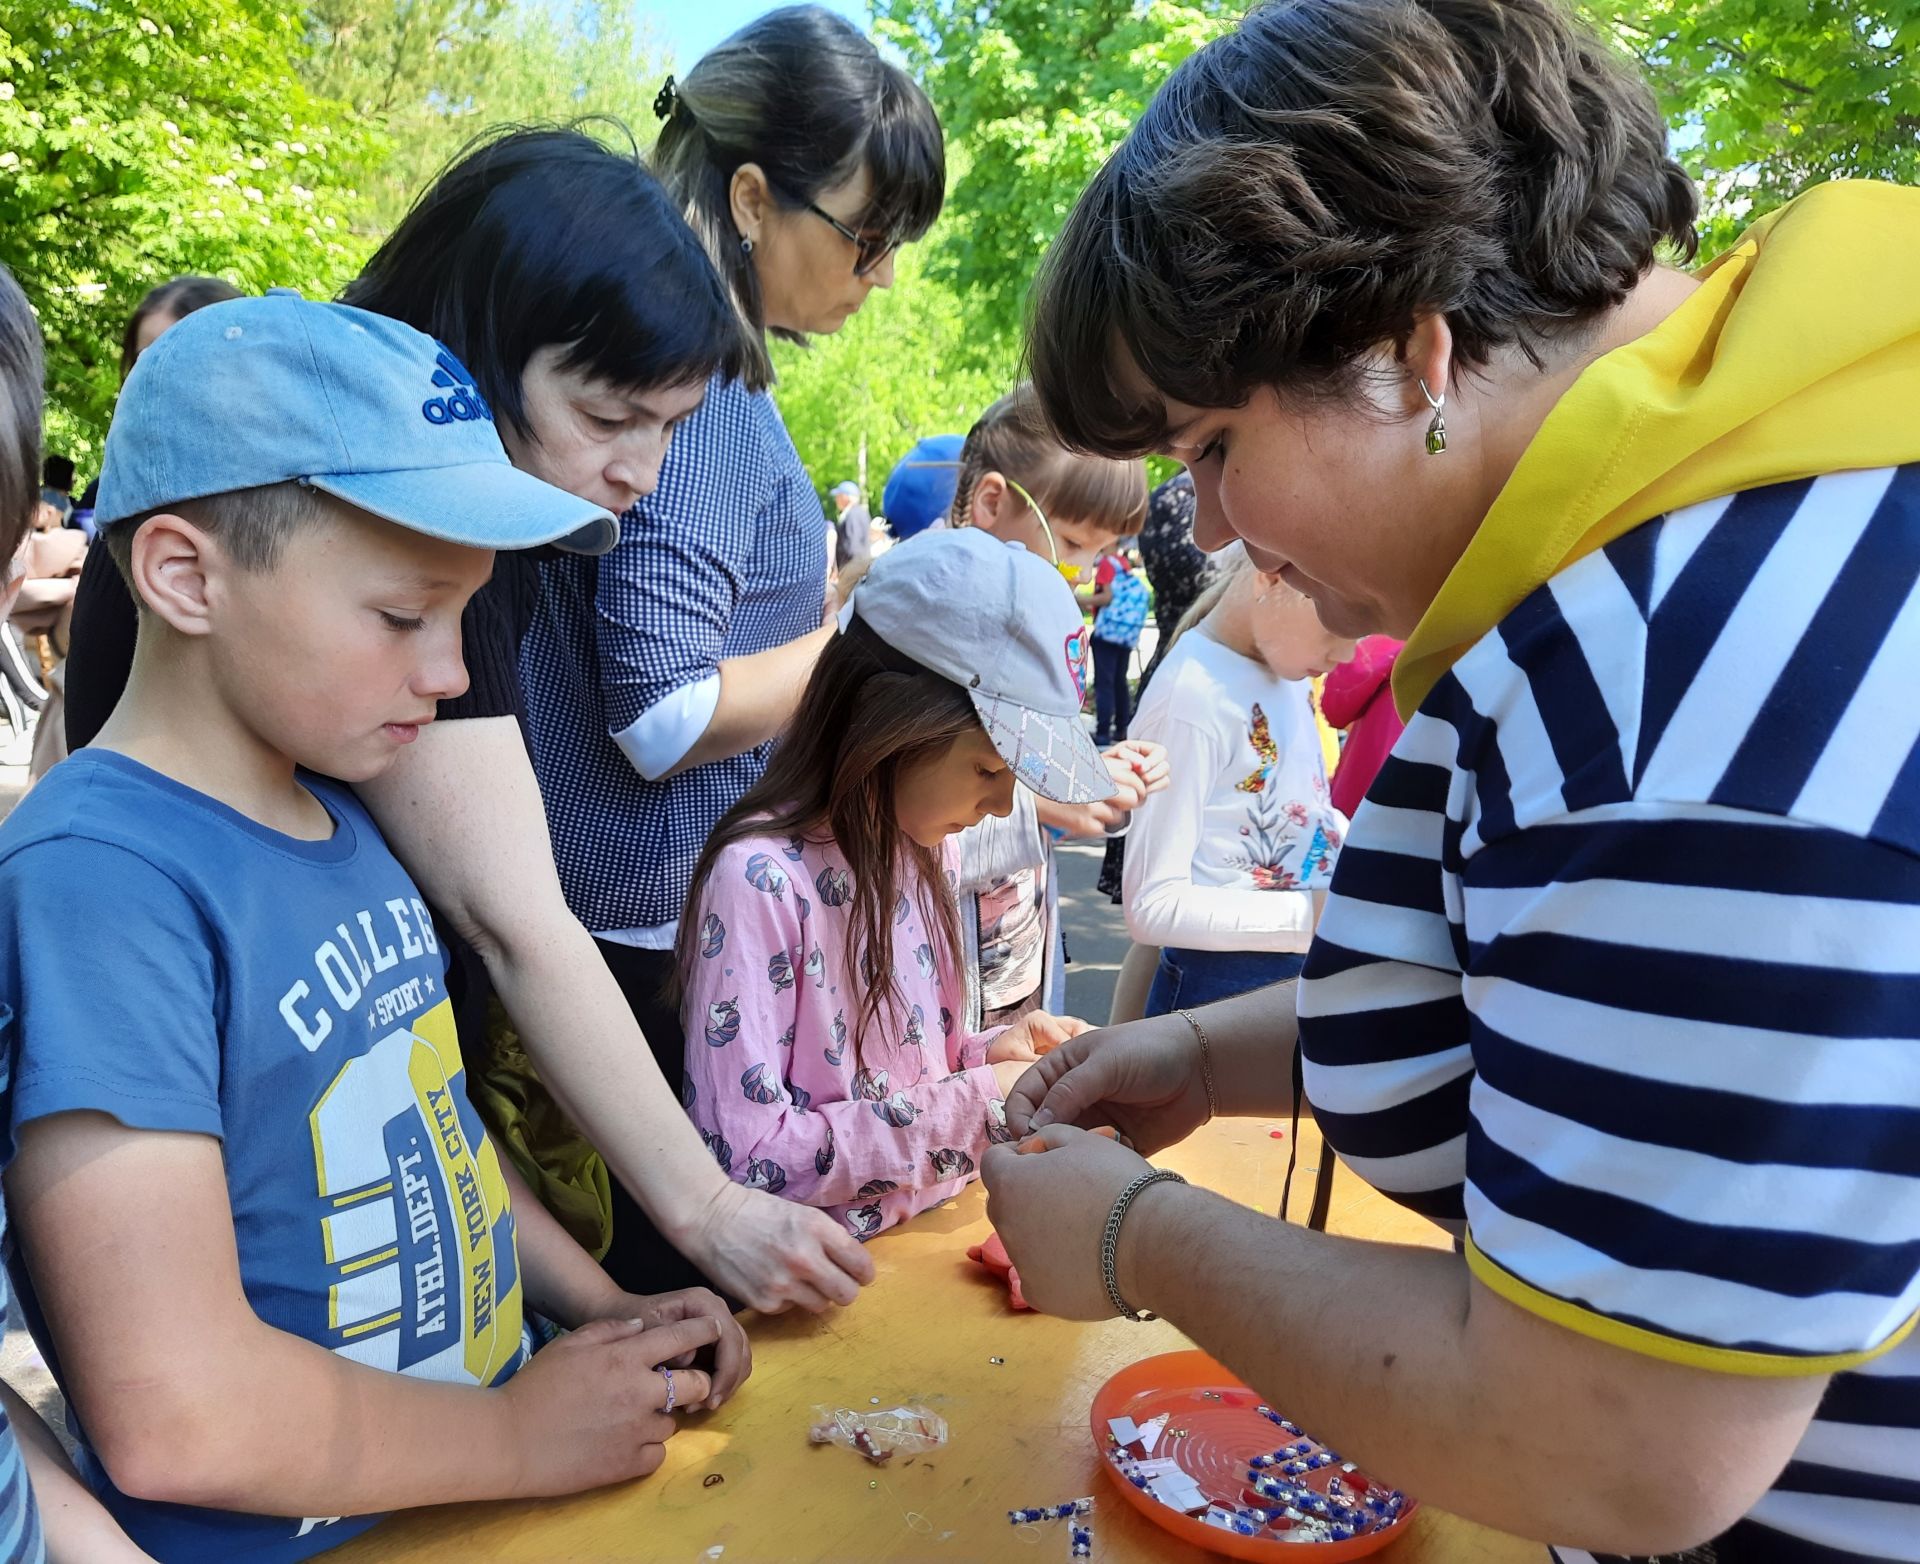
[[1419, 378, 1447, 455], [740, 236, 755, 256]]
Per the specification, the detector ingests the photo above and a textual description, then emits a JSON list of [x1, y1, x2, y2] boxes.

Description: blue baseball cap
[[94, 292, 617, 555], [881, 434, 963, 539]]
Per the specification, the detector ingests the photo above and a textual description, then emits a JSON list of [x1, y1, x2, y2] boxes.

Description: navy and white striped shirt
[[1299, 468, 1920, 1563], [520, 373, 827, 937]]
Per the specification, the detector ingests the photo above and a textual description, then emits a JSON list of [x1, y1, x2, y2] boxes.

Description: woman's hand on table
[[1004, 1011, 1209, 1153], [988, 1009, 1094, 1064], [603, 1286, 753, 1410], [502, 1314, 720, 1496], [981, 1124, 1160, 1319], [682, 1179, 877, 1315]]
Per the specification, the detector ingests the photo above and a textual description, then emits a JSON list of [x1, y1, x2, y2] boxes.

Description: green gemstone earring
[[1420, 377, 1447, 455]]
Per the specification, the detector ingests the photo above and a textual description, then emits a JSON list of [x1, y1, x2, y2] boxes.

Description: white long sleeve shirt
[[1123, 627, 1346, 952]]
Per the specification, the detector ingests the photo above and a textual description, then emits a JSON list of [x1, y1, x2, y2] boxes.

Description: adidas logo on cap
[[422, 349, 493, 426]]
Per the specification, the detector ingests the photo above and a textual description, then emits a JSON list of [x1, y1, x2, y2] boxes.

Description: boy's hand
[[502, 1315, 719, 1497], [599, 1287, 752, 1411]]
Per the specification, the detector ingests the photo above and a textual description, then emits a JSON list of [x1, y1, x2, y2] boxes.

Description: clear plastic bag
[[807, 1402, 949, 1465]]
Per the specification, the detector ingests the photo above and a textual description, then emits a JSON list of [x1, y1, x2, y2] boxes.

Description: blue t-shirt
[[0, 1022, 46, 1564], [0, 751, 530, 1562]]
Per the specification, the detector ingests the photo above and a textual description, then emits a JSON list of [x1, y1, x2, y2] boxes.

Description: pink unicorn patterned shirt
[[680, 830, 1012, 1240]]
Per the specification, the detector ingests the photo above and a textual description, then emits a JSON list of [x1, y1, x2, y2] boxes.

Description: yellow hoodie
[[1394, 179, 1920, 719]]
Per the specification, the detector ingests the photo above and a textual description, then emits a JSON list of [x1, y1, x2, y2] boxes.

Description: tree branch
[[1702, 36, 1819, 98]]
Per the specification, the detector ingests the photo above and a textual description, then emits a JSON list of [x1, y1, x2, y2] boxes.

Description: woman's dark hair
[[344, 123, 746, 439], [0, 265, 43, 561], [676, 619, 977, 1055], [1029, 0, 1699, 456], [950, 382, 1147, 538], [652, 4, 946, 390], [120, 276, 242, 383]]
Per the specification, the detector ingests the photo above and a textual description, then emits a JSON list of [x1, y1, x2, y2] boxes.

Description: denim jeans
[[1092, 635, 1133, 742], [1144, 945, 1307, 1016]]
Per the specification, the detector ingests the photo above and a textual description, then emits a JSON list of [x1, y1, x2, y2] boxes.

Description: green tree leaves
[[1584, 0, 1920, 253], [1, 0, 375, 469], [6, 0, 1918, 496], [1, 0, 665, 471]]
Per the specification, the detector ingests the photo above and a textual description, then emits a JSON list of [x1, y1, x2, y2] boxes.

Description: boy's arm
[[6, 1112, 714, 1516]]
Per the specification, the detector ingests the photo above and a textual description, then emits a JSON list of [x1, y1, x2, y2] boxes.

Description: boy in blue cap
[[0, 294, 750, 1562]]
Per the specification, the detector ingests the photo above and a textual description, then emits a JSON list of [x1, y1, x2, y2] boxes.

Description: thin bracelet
[[1178, 1008, 1219, 1119], [1102, 1168, 1187, 1320]]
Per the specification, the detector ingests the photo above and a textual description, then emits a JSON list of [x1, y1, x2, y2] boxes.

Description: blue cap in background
[[881, 434, 964, 540], [94, 292, 617, 555]]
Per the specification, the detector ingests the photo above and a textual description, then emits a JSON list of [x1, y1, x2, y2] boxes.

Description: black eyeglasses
[[770, 179, 899, 277]]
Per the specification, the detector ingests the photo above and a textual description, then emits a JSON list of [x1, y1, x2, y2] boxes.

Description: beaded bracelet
[[1101, 1168, 1187, 1320], [1177, 1009, 1219, 1119]]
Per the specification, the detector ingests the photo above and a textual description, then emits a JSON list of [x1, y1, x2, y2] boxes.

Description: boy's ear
[[130, 512, 222, 637], [968, 471, 1009, 531]]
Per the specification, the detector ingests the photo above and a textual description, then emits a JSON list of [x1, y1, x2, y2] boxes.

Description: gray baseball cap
[[94, 291, 617, 555], [844, 526, 1116, 805]]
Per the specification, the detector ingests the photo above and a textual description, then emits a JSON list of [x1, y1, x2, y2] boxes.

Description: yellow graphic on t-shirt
[[308, 998, 523, 1385]]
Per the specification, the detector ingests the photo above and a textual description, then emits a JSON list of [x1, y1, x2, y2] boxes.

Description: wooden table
[[333, 1117, 1541, 1564]]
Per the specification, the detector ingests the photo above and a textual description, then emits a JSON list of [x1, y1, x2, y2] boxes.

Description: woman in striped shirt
[[986, 2, 1920, 1560]]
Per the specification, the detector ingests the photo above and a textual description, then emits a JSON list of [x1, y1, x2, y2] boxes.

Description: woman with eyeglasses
[[516, 5, 946, 1294]]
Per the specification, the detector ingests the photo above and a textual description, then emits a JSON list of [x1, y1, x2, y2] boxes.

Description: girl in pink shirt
[[676, 529, 1117, 1241]]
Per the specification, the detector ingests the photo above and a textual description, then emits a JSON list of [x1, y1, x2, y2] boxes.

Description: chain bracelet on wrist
[[1101, 1168, 1187, 1320], [1177, 1008, 1218, 1119]]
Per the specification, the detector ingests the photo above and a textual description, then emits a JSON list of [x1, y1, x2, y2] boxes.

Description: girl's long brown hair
[[675, 618, 980, 1055]]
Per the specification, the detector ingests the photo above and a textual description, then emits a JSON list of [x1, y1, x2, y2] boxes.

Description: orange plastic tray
[[1089, 1350, 1417, 1561]]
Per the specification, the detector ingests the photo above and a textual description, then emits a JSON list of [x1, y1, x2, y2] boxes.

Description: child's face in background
[[892, 724, 1018, 848], [202, 501, 492, 783], [1249, 573, 1359, 681], [967, 472, 1116, 581]]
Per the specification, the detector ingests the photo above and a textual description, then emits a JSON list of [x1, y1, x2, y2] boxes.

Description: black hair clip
[[653, 75, 678, 121]]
